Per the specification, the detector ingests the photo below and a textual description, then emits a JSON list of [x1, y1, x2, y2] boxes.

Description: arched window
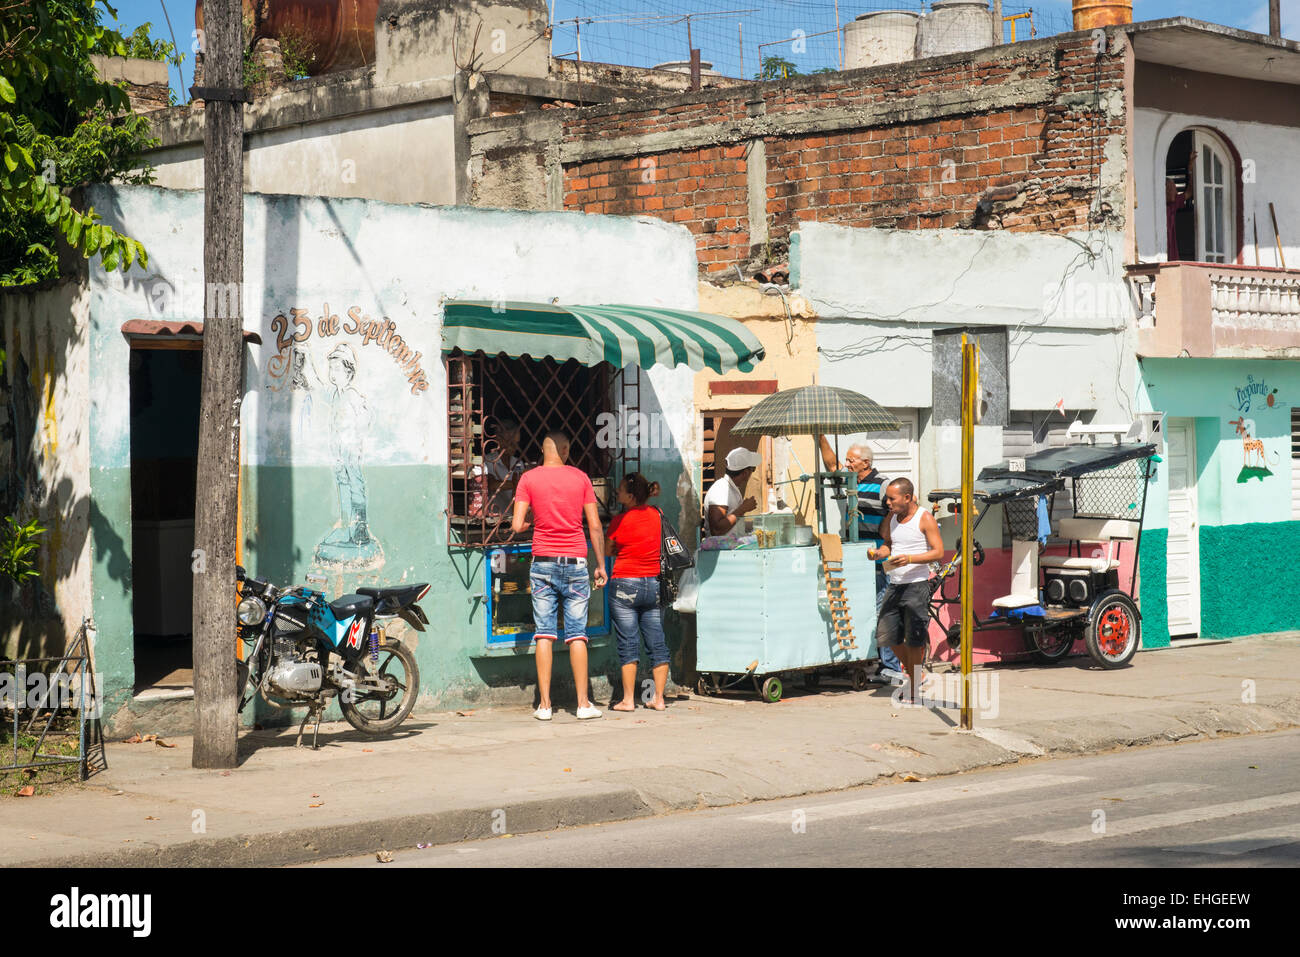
[[1164, 129, 1236, 264]]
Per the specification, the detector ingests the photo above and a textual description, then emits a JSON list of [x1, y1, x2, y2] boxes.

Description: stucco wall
[[795, 223, 1140, 496], [83, 185, 702, 722], [1133, 107, 1300, 266], [147, 105, 457, 206], [0, 279, 93, 661], [1136, 357, 1300, 642]]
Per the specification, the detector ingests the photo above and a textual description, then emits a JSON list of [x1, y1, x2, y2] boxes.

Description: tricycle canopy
[[929, 441, 1157, 505]]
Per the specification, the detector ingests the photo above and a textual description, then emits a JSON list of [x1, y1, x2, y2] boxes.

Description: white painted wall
[[147, 105, 456, 207], [1134, 107, 1300, 266], [796, 223, 1137, 421], [87, 188, 700, 476]]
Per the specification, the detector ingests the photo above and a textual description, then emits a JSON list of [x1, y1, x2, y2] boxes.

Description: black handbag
[[654, 507, 694, 606]]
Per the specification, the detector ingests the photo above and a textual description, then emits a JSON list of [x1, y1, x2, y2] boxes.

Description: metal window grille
[[446, 352, 638, 548]]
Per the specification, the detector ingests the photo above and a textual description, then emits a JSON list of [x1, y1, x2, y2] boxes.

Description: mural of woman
[[315, 343, 383, 567]]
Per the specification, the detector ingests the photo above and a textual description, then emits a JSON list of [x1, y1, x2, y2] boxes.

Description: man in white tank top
[[869, 478, 945, 702]]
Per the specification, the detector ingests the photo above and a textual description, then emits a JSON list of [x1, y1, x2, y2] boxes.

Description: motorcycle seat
[[329, 594, 375, 619], [357, 584, 428, 608]]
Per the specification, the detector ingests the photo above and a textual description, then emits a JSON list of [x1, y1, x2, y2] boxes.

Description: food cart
[[692, 386, 902, 701]]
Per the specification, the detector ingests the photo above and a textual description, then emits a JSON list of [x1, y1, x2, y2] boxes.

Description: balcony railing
[[1126, 262, 1300, 359]]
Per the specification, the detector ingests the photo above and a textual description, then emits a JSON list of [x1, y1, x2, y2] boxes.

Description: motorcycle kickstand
[[295, 704, 325, 750]]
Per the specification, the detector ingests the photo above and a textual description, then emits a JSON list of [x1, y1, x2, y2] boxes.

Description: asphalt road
[[305, 729, 1300, 868]]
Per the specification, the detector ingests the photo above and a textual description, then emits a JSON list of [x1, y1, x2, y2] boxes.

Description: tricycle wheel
[[761, 676, 783, 703], [851, 666, 870, 692], [1085, 591, 1140, 668], [803, 672, 822, 691], [696, 675, 712, 697], [1030, 626, 1076, 663]]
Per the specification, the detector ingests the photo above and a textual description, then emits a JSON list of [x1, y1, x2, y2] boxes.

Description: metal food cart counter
[[695, 541, 879, 701]]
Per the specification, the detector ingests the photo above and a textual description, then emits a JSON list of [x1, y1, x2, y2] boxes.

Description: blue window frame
[[484, 543, 611, 646]]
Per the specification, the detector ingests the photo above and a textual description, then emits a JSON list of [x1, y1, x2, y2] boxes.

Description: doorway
[[129, 345, 202, 694], [1165, 418, 1201, 638]]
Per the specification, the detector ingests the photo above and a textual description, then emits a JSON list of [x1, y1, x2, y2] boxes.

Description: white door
[[861, 408, 918, 490], [1291, 409, 1300, 520], [1166, 419, 1201, 637], [1194, 132, 1232, 264]]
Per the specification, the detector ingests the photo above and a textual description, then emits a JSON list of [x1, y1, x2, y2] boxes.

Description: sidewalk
[[4, 634, 1299, 867]]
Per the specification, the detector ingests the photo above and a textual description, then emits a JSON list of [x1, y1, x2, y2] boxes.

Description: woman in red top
[[607, 473, 670, 712]]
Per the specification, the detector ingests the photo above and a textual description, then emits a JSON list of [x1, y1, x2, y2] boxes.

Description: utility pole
[[1269, 0, 1281, 38], [191, 0, 246, 769]]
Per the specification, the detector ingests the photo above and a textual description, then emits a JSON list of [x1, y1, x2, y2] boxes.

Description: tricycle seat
[[1039, 555, 1121, 574]]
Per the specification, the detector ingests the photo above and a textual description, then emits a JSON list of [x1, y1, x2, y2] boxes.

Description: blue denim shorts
[[609, 576, 670, 667], [529, 560, 590, 643]]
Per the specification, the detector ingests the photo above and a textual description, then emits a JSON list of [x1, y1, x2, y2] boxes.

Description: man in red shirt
[[512, 432, 607, 721]]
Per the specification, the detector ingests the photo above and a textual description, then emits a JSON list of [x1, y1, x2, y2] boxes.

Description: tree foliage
[[1, 0, 157, 286]]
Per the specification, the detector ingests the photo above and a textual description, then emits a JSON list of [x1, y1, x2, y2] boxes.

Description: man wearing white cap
[[705, 447, 761, 536]]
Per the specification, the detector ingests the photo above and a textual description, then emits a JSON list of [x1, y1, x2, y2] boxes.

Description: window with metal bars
[[446, 352, 640, 548]]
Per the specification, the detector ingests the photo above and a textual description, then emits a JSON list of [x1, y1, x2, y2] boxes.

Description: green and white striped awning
[[441, 301, 765, 374]]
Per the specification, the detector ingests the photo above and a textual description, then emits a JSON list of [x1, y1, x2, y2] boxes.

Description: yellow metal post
[[960, 336, 978, 730]]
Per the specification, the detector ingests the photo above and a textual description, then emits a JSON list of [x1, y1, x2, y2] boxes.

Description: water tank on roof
[[195, 0, 378, 76], [916, 0, 997, 60], [844, 11, 920, 69]]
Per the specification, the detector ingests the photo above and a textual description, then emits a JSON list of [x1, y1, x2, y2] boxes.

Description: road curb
[[14, 696, 1300, 867]]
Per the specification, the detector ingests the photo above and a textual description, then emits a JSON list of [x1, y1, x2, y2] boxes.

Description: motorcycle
[[235, 565, 428, 747]]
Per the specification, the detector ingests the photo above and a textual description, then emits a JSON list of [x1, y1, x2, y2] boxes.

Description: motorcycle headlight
[[237, 596, 267, 626]]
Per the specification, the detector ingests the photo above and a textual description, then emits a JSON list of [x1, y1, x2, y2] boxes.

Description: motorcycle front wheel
[[339, 638, 420, 734]]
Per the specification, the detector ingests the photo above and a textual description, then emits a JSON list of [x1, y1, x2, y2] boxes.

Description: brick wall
[[565, 146, 750, 269], [473, 32, 1130, 275]]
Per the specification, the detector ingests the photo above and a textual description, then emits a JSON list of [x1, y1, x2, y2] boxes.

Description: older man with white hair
[[818, 434, 903, 681]]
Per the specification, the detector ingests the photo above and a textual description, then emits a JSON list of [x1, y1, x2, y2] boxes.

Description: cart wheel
[[696, 675, 712, 697], [761, 676, 783, 703], [803, 672, 822, 691], [1031, 626, 1076, 663], [945, 623, 962, 650], [1085, 591, 1140, 668], [851, 667, 870, 692]]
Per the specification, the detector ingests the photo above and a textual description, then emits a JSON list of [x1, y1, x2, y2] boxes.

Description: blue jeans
[[529, 561, 590, 642], [875, 566, 901, 671], [609, 577, 670, 667]]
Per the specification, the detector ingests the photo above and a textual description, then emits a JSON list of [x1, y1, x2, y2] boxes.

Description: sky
[[104, 0, 1299, 102]]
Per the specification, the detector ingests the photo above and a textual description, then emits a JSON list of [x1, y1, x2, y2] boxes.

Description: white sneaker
[[533, 707, 552, 721], [575, 704, 603, 720]]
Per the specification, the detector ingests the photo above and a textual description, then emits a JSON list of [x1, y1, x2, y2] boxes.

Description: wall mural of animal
[[1228, 416, 1278, 478]]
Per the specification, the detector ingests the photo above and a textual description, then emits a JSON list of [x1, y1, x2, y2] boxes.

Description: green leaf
[[67, 215, 83, 246], [84, 224, 101, 256], [100, 245, 120, 272], [2, 149, 15, 173], [0, 77, 14, 104]]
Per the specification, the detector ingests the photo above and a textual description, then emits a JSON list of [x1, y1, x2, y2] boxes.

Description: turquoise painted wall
[[1199, 522, 1300, 639], [1137, 358, 1300, 640], [1138, 528, 1169, 649], [1138, 358, 1298, 531], [83, 185, 705, 723]]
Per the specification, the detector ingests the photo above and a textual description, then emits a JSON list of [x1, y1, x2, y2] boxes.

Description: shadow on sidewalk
[[235, 720, 435, 763]]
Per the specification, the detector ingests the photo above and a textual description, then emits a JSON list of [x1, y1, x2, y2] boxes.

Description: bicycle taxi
[[927, 439, 1158, 668]]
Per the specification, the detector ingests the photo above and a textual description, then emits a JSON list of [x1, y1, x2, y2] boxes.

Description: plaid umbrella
[[730, 385, 900, 436]]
